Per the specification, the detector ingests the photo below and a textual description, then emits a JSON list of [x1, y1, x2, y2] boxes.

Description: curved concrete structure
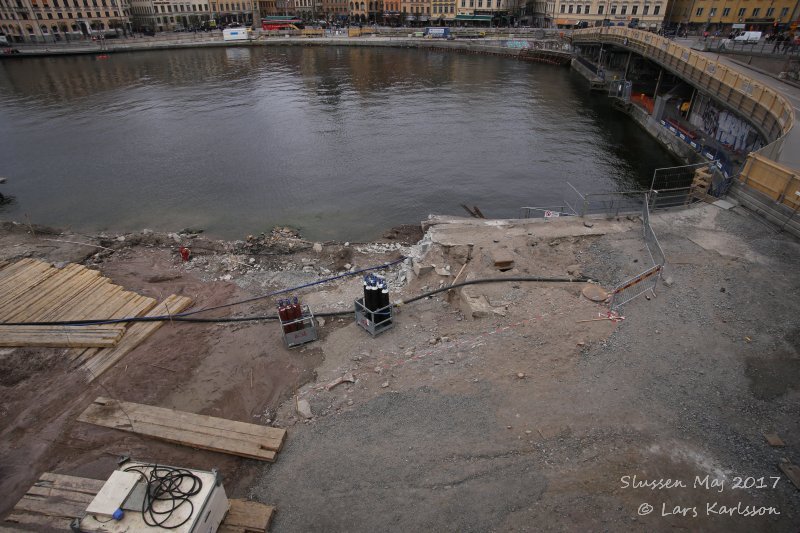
[[573, 27, 797, 170]]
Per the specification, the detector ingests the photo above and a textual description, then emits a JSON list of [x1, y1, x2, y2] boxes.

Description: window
[[653, 5, 658, 14], [781, 7, 788, 17], [567, 4, 572, 12], [461, 0, 464, 7], [478, 0, 482, 7], [766, 7, 773, 16], [643, 4, 648, 14], [737, 7, 744, 16], [559, 3, 564, 11], [610, 4, 615, 14], [695, 7, 702, 16], [722, 7, 729, 16], [631, 5, 636, 14], [47, 12, 52, 17], [752, 7, 759, 16], [708, 7, 715, 16], [597, 4, 602, 14], [575, 5, 580, 13], [584, 4, 589, 12], [620, 4, 625, 14]]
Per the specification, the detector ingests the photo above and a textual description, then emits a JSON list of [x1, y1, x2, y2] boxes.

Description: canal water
[[0, 46, 678, 241]]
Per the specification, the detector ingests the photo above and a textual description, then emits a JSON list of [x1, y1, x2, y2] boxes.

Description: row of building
[[1, 0, 798, 41]]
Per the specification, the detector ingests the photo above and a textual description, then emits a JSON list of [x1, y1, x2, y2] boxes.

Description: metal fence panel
[[610, 265, 662, 310]]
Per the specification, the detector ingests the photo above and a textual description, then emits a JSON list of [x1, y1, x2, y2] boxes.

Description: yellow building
[[553, 0, 666, 30], [666, 0, 797, 33]]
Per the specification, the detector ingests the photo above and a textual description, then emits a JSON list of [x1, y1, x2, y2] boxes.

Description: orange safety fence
[[631, 93, 654, 114]]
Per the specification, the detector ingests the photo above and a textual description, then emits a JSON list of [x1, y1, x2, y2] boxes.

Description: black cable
[[123, 464, 203, 529], [0, 276, 590, 326]]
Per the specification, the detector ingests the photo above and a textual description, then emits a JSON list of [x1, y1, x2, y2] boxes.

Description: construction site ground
[[0, 203, 798, 532]]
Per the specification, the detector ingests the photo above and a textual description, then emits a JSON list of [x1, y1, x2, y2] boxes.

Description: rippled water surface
[[0, 46, 677, 240]]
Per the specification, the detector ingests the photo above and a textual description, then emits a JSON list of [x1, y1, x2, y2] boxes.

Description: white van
[[734, 31, 761, 43]]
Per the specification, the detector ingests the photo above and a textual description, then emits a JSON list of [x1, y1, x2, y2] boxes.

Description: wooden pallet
[[4, 473, 275, 532], [0, 259, 192, 380], [78, 397, 287, 462], [219, 499, 275, 533], [3, 472, 104, 531], [75, 294, 193, 382]]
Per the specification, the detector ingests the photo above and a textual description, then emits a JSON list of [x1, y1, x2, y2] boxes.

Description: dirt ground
[[0, 205, 798, 532]]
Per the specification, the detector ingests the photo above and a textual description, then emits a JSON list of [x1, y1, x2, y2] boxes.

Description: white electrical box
[[80, 461, 229, 533]]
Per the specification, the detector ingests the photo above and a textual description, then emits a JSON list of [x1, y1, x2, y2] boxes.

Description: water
[[0, 46, 678, 241]]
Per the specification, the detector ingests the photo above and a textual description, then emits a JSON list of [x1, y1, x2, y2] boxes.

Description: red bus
[[261, 18, 303, 30]]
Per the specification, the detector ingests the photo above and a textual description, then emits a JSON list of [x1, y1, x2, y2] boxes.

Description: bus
[[261, 17, 304, 30]]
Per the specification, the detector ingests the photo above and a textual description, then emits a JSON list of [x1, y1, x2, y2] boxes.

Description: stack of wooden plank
[[0, 259, 192, 382], [78, 397, 287, 462], [689, 167, 713, 203], [4, 472, 275, 532]]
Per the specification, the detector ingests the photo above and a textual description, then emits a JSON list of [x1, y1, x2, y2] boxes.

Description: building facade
[[523, 0, 552, 26], [1, 0, 131, 42], [666, 0, 797, 33], [401, 0, 429, 24], [319, 0, 347, 21], [553, 0, 666, 29]]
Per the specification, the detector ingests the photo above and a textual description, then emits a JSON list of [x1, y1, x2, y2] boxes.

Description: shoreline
[[1, 204, 799, 529]]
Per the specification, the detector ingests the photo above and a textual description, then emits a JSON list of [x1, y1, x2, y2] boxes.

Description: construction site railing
[[609, 192, 665, 310]]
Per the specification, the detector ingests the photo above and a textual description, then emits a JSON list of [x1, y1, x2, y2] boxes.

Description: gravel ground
[[250, 205, 800, 532]]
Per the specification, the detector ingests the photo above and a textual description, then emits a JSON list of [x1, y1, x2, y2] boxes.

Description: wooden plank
[[779, 461, 800, 490], [0, 258, 45, 287], [81, 295, 193, 381], [70, 295, 158, 365], [4, 512, 75, 531], [0, 325, 125, 348], [56, 283, 121, 321], [219, 499, 275, 533], [3, 473, 105, 532], [26, 485, 96, 505], [0, 265, 87, 321], [0, 265, 60, 314], [85, 397, 286, 448], [764, 433, 785, 447], [38, 473, 105, 493], [78, 411, 278, 462], [77, 398, 282, 462], [34, 276, 112, 322], [10, 268, 102, 322], [81, 403, 286, 455], [11, 497, 87, 520]]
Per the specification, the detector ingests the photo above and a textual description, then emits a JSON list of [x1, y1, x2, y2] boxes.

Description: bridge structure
[[572, 27, 800, 234]]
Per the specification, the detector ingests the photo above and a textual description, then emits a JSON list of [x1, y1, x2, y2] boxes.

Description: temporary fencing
[[609, 192, 666, 310], [649, 161, 718, 207]]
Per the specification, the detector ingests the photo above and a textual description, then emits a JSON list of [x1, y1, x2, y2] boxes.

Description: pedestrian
[[703, 30, 709, 41]]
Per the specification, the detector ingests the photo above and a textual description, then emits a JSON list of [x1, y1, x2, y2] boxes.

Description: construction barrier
[[738, 152, 800, 210]]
